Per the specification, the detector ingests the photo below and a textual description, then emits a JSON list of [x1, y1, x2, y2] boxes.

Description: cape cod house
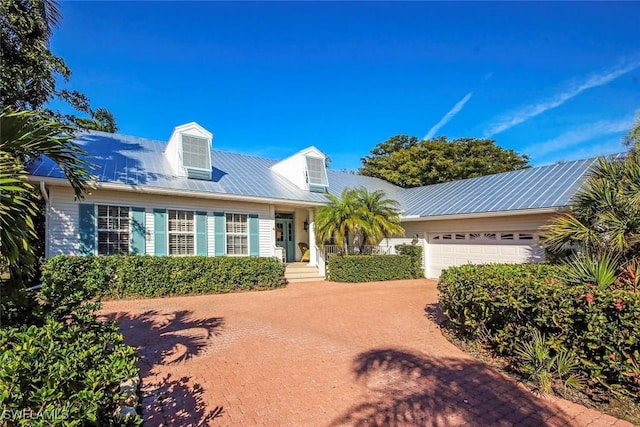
[[28, 122, 608, 279]]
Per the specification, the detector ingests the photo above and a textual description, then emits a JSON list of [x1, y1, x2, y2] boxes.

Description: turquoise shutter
[[130, 207, 146, 255], [214, 212, 225, 256], [78, 203, 96, 255], [154, 209, 167, 256], [195, 211, 208, 256], [249, 214, 259, 256]]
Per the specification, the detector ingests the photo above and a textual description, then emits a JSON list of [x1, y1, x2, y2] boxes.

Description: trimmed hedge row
[[41, 255, 286, 303], [327, 254, 419, 282], [438, 263, 640, 398], [395, 244, 424, 278]]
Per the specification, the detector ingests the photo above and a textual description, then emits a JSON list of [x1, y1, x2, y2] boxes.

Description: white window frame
[[96, 205, 130, 255], [225, 213, 248, 256], [180, 134, 211, 172], [168, 209, 195, 256]]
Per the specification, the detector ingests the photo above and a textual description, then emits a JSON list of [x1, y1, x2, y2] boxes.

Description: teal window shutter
[[195, 211, 208, 256], [153, 209, 167, 256], [249, 214, 259, 256], [78, 203, 96, 255], [214, 212, 225, 256], [131, 207, 146, 255]]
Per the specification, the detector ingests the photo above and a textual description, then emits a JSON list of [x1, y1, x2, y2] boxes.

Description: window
[[181, 134, 212, 180], [305, 156, 328, 189], [97, 205, 130, 255], [226, 213, 248, 255], [455, 234, 466, 240], [501, 233, 514, 240], [519, 233, 534, 240], [168, 210, 194, 255]]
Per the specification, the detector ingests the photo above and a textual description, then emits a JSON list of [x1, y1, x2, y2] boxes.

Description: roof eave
[[30, 176, 326, 207], [400, 207, 566, 222]]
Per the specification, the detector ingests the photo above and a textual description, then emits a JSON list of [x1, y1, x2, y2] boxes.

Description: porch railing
[[323, 245, 391, 256]]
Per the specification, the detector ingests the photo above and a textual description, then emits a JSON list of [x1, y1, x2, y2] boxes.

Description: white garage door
[[427, 231, 544, 279]]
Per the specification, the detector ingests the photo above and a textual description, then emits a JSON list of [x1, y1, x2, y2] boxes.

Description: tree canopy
[[0, 0, 117, 130], [359, 135, 530, 188]]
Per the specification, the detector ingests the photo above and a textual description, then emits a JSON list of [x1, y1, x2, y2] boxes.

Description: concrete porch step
[[285, 262, 323, 282]]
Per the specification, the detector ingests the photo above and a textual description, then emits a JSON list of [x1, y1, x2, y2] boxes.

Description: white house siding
[[400, 212, 555, 279], [46, 186, 275, 258]]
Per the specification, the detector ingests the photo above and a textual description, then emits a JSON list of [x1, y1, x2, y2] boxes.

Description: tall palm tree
[[355, 187, 404, 250], [315, 187, 404, 253], [1, 108, 91, 288]]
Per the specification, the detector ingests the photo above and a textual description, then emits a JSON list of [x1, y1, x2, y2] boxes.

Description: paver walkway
[[101, 279, 634, 427]]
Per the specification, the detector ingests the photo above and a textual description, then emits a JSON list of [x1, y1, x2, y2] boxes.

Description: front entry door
[[275, 218, 295, 262]]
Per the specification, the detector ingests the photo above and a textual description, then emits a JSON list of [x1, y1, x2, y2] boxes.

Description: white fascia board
[[30, 176, 325, 207], [400, 207, 565, 222]]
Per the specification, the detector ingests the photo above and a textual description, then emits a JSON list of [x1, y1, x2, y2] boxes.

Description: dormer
[[271, 146, 329, 193], [165, 122, 213, 180]]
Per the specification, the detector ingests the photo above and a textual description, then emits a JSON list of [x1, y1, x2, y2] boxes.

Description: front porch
[[284, 262, 323, 282]]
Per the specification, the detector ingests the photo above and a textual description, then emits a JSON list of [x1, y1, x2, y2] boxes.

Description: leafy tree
[[624, 113, 640, 150], [74, 108, 119, 133], [1, 109, 91, 289], [360, 135, 530, 187], [315, 187, 404, 252], [0, 0, 117, 128]]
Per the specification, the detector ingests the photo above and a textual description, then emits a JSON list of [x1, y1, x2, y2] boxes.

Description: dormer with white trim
[[165, 122, 213, 180], [271, 146, 329, 193]]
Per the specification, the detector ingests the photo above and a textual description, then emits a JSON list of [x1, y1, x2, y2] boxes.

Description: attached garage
[[426, 230, 544, 279]]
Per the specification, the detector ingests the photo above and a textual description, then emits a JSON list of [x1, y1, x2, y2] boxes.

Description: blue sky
[[51, 1, 640, 171]]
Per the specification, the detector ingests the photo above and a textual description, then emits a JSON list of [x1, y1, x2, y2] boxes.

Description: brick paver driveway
[[101, 279, 632, 426]]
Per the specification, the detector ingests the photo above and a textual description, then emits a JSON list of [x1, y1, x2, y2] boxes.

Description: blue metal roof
[[28, 131, 394, 205], [398, 154, 625, 217], [28, 130, 616, 216]]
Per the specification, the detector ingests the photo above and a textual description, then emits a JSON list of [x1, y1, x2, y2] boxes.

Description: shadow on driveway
[[105, 310, 225, 426], [332, 348, 572, 426]]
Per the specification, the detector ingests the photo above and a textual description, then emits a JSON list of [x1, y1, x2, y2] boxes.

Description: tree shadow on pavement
[[332, 348, 573, 427], [104, 310, 224, 426]]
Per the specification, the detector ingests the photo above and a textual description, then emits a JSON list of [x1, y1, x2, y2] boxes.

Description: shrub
[[438, 263, 640, 399], [40, 255, 286, 301], [0, 318, 140, 426], [327, 254, 418, 282], [395, 244, 424, 278]]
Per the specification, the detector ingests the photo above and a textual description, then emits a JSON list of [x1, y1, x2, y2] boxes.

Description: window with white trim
[[97, 205, 130, 255], [168, 210, 194, 255], [180, 134, 212, 180], [226, 213, 248, 255]]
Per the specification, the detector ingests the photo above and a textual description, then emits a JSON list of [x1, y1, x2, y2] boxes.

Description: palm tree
[[355, 187, 404, 250], [315, 187, 404, 253], [1, 108, 91, 288], [315, 188, 360, 252]]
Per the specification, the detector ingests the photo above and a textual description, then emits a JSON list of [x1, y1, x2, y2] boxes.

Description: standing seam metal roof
[[28, 130, 620, 217]]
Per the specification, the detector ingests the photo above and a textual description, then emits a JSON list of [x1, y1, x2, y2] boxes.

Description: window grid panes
[[226, 213, 248, 255], [97, 205, 130, 255], [305, 156, 328, 186], [168, 210, 194, 255]]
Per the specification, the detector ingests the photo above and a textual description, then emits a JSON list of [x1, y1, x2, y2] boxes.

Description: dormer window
[[181, 134, 212, 180], [305, 156, 328, 192]]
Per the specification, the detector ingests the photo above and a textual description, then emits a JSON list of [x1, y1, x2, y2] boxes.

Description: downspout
[[39, 182, 50, 259]]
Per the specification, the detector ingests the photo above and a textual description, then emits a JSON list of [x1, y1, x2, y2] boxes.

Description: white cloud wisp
[[423, 92, 473, 140]]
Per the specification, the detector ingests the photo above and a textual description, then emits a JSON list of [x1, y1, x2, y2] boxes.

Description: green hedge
[[327, 254, 419, 282], [0, 319, 140, 426], [438, 263, 640, 398], [40, 255, 286, 304], [395, 244, 424, 278]]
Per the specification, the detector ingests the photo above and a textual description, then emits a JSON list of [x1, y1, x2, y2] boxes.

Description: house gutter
[[399, 207, 565, 222], [28, 176, 326, 208]]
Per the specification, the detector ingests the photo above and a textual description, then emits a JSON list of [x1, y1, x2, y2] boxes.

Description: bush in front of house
[[0, 318, 140, 426], [327, 254, 419, 282], [40, 255, 286, 302], [395, 244, 424, 278], [438, 263, 640, 399]]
